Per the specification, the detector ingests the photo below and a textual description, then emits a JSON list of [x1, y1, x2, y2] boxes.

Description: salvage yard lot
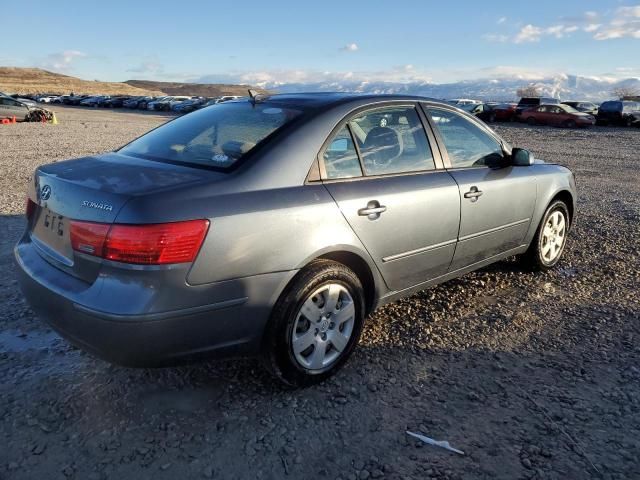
[[0, 106, 638, 480]]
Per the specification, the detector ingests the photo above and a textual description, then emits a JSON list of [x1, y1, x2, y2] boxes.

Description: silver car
[[15, 94, 576, 386], [0, 96, 32, 121]]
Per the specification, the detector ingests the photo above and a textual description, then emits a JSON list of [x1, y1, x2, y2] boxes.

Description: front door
[[321, 104, 460, 292], [425, 106, 537, 270]]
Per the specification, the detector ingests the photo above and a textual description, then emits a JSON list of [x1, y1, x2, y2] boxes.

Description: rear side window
[[323, 126, 362, 179], [120, 102, 301, 169], [428, 108, 504, 169], [348, 106, 435, 176]]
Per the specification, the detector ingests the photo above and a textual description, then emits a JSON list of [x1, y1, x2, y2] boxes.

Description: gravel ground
[[0, 106, 639, 480]]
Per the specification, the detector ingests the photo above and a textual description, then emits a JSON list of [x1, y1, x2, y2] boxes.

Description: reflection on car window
[[347, 106, 435, 176], [322, 126, 362, 179], [428, 108, 504, 168]]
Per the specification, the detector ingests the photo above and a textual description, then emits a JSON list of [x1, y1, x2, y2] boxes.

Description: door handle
[[464, 186, 483, 202], [358, 200, 387, 219]]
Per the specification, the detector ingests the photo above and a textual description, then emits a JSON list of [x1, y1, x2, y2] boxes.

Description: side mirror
[[511, 148, 534, 166]]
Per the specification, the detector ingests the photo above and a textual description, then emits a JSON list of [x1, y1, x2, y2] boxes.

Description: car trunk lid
[[28, 152, 219, 282]]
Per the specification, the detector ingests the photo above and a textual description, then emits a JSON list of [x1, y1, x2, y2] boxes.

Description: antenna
[[248, 89, 259, 105]]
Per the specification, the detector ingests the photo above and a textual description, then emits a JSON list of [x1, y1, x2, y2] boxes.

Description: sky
[[2, 0, 639, 86]]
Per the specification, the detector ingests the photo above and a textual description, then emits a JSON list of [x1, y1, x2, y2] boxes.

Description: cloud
[[545, 24, 579, 38], [40, 50, 86, 71], [514, 24, 543, 43], [485, 6, 640, 43], [127, 61, 164, 74], [593, 6, 640, 40], [340, 43, 359, 52]]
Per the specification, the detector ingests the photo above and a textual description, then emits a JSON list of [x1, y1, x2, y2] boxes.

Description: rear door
[[321, 104, 460, 291], [548, 106, 564, 126], [534, 105, 549, 123], [424, 105, 536, 271]]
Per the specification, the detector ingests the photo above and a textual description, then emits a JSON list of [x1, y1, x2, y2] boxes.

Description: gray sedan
[[15, 93, 576, 386]]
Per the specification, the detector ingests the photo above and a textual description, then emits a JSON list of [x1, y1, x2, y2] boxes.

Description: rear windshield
[[120, 102, 302, 169]]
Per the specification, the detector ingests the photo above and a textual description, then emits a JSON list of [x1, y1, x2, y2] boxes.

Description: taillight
[[70, 219, 209, 265], [26, 198, 37, 220], [70, 221, 110, 256]]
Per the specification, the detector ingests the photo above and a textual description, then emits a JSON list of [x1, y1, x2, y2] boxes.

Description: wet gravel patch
[[0, 108, 639, 479]]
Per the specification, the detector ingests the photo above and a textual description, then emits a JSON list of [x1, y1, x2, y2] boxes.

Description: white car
[[37, 96, 58, 103], [449, 98, 482, 106]]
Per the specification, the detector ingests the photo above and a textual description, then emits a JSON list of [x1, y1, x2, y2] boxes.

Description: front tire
[[527, 116, 536, 126], [262, 260, 365, 387], [521, 200, 570, 271]]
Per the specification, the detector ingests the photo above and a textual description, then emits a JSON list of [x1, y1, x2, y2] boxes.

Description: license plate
[[42, 210, 66, 237], [31, 208, 73, 262]]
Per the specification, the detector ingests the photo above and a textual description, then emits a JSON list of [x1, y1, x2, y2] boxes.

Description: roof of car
[[253, 92, 442, 109]]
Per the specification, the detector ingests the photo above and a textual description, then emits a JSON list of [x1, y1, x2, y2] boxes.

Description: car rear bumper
[[15, 237, 297, 367]]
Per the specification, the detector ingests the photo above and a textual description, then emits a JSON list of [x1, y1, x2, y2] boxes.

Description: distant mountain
[[4, 67, 638, 102], [0, 67, 266, 97], [252, 73, 640, 102]]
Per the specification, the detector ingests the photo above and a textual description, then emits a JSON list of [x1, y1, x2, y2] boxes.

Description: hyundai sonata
[[15, 93, 576, 386]]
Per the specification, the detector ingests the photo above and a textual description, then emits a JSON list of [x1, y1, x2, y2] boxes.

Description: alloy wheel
[[541, 211, 566, 262]]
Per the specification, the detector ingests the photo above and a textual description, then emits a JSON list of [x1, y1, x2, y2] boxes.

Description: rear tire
[[521, 200, 570, 271], [262, 260, 365, 387]]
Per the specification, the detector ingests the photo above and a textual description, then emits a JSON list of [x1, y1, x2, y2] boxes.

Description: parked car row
[[2, 91, 249, 121], [23, 93, 244, 113], [449, 96, 640, 128]]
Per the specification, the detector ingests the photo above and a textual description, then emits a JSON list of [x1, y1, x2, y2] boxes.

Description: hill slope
[[0, 67, 163, 96], [124, 80, 267, 97], [0, 67, 266, 97]]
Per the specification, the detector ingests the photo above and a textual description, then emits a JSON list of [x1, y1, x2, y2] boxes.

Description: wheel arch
[[549, 189, 574, 227], [315, 250, 378, 315], [291, 246, 383, 316]]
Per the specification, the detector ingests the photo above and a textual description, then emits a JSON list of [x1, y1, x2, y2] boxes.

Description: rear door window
[[322, 126, 362, 179]]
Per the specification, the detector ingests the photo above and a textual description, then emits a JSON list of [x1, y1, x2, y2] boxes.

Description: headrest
[[362, 126, 403, 166]]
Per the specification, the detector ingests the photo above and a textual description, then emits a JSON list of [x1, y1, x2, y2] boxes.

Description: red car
[[521, 104, 595, 128], [491, 103, 517, 121]]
